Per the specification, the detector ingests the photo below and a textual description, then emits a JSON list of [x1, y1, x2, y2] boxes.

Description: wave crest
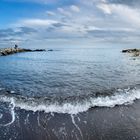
[[0, 87, 140, 114]]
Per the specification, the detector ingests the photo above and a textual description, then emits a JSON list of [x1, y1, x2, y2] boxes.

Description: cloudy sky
[[0, 0, 140, 47]]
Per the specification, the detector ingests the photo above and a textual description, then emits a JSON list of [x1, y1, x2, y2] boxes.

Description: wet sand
[[0, 100, 140, 140]]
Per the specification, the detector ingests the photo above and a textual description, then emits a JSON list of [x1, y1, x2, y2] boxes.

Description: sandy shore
[[0, 99, 140, 140]]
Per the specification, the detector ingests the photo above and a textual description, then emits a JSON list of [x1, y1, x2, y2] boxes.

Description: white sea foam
[[0, 88, 4, 91], [0, 114, 3, 119], [4, 98, 15, 126], [0, 87, 140, 114], [71, 115, 83, 139], [10, 91, 15, 94]]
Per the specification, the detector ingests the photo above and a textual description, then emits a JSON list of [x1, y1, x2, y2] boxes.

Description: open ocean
[[0, 46, 140, 140]]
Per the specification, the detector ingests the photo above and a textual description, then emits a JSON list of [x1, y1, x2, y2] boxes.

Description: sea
[[0, 44, 140, 140]]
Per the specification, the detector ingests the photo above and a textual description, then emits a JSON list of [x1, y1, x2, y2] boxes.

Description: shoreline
[[0, 97, 140, 140]]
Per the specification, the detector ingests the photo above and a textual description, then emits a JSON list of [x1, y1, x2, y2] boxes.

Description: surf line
[[4, 98, 16, 127]]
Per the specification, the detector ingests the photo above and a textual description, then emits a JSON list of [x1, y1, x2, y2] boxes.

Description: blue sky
[[0, 0, 140, 47]]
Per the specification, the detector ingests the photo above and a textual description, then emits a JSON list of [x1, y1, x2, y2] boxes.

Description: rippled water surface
[[0, 47, 140, 98], [0, 46, 140, 113]]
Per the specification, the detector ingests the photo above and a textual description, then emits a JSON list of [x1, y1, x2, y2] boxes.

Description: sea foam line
[[0, 88, 140, 114], [4, 98, 15, 126]]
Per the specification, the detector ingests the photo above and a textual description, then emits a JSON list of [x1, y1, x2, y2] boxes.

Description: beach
[[0, 46, 140, 140], [0, 98, 140, 140]]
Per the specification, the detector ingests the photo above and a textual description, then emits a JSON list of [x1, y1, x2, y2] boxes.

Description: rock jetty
[[0, 48, 46, 56], [122, 49, 140, 57]]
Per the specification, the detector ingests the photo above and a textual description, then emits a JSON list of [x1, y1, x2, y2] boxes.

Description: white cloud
[[57, 8, 71, 16], [18, 19, 59, 27], [70, 5, 80, 12], [97, 3, 140, 28], [2, 0, 140, 44], [46, 11, 55, 16], [101, 0, 107, 2], [110, 4, 140, 27], [97, 3, 112, 14]]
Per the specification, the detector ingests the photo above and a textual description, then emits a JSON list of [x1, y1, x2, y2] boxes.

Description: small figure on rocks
[[14, 44, 18, 50]]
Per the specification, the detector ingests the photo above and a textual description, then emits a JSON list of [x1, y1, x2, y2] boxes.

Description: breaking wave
[[0, 87, 140, 114]]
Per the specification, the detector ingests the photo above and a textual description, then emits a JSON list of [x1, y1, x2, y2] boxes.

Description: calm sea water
[[0, 47, 140, 95], [0, 47, 140, 110]]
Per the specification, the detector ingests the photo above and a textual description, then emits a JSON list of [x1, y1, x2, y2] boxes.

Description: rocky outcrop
[[0, 48, 46, 56], [122, 49, 140, 57], [122, 49, 140, 53], [33, 49, 46, 52], [48, 49, 53, 51]]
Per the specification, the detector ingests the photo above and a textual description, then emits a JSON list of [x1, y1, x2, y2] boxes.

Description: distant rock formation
[[122, 49, 140, 57], [48, 49, 54, 51], [0, 47, 46, 56]]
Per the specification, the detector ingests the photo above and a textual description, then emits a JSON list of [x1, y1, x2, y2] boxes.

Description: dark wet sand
[[0, 100, 140, 140]]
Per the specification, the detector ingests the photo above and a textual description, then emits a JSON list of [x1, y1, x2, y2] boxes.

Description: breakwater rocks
[[122, 49, 140, 57], [0, 48, 46, 56]]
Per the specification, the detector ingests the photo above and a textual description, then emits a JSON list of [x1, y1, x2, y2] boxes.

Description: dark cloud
[[86, 29, 140, 43], [0, 28, 15, 38], [46, 27, 55, 32], [107, 0, 140, 7], [52, 23, 66, 28], [46, 23, 68, 32], [0, 27, 37, 44], [87, 29, 140, 38], [19, 27, 37, 34], [0, 38, 26, 42], [0, 27, 37, 38]]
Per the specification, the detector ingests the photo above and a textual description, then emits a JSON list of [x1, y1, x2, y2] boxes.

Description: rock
[[0, 47, 46, 56], [122, 49, 140, 53], [122, 48, 140, 57], [133, 52, 140, 57], [34, 49, 46, 52], [48, 49, 53, 51]]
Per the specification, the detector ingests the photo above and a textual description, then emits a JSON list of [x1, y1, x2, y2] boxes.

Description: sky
[[0, 0, 140, 48]]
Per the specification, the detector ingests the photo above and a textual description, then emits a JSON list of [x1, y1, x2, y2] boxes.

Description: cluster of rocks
[[122, 49, 140, 57], [0, 47, 46, 56]]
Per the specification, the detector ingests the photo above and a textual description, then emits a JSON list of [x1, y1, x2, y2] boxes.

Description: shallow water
[[0, 46, 140, 139]]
